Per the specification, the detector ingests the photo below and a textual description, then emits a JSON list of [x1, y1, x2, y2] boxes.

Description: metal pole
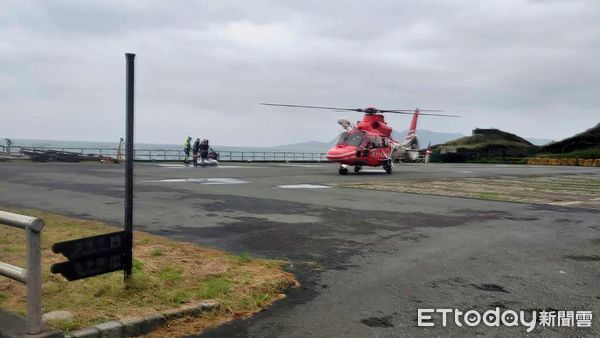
[[124, 53, 135, 282], [26, 228, 42, 335]]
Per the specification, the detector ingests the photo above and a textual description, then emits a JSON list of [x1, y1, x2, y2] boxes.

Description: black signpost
[[51, 231, 128, 281], [124, 52, 135, 282], [51, 53, 135, 283]]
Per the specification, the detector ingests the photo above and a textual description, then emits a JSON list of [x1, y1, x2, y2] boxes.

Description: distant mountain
[[525, 137, 553, 146], [393, 129, 464, 146], [272, 140, 332, 152], [272, 130, 465, 151]]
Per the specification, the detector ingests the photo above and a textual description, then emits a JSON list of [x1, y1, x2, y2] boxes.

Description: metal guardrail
[[3, 145, 329, 162], [0, 211, 44, 335]]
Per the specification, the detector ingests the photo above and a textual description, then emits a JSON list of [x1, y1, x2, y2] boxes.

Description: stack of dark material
[[20, 148, 109, 162]]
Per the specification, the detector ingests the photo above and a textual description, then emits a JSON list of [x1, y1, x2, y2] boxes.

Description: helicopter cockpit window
[[366, 135, 383, 148], [334, 132, 349, 145], [346, 132, 364, 146]]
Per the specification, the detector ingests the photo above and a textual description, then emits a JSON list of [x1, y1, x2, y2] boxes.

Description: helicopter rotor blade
[[260, 103, 459, 117], [376, 111, 414, 115], [260, 103, 362, 112], [383, 109, 443, 112], [383, 109, 460, 117], [418, 112, 460, 117]]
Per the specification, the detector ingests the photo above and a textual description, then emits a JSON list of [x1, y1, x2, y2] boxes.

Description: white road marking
[[360, 169, 386, 173], [148, 163, 268, 169], [277, 184, 330, 189], [142, 178, 248, 184], [219, 165, 269, 169], [152, 163, 187, 167], [456, 170, 476, 173], [277, 164, 328, 168], [549, 201, 583, 206]]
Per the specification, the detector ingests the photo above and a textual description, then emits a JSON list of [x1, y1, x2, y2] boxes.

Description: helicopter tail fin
[[402, 109, 420, 150], [404, 109, 419, 143]]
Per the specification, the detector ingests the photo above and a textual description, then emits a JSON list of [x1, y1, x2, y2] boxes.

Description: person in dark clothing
[[199, 139, 209, 164], [183, 136, 192, 164], [192, 138, 200, 166], [208, 148, 219, 161]]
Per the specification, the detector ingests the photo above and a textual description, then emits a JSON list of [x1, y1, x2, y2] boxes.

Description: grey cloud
[[1, 0, 599, 145]]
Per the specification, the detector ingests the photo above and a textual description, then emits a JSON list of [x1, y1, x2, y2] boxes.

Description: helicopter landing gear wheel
[[354, 165, 361, 173], [383, 160, 392, 174], [339, 165, 349, 175]]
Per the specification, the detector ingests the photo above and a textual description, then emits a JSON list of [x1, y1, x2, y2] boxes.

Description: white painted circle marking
[[278, 184, 330, 189], [142, 178, 248, 184]]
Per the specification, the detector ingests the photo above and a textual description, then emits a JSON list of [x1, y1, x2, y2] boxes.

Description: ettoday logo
[[418, 308, 593, 332]]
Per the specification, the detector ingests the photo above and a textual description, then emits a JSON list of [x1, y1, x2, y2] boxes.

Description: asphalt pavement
[[0, 161, 598, 337]]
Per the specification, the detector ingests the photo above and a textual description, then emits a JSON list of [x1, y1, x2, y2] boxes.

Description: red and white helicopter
[[261, 103, 458, 175]]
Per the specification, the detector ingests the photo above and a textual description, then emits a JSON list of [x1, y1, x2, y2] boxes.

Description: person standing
[[192, 138, 201, 166], [183, 136, 192, 164], [199, 139, 209, 165], [4, 138, 11, 155]]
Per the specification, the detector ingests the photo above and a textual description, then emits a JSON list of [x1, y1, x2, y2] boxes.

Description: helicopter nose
[[326, 145, 357, 161]]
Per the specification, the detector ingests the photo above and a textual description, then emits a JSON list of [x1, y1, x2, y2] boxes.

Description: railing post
[[26, 227, 42, 335], [0, 211, 45, 336]]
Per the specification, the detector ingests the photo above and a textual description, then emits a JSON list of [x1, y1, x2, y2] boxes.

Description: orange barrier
[[526, 157, 600, 167]]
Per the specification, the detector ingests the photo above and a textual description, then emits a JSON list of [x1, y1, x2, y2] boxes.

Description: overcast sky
[[1, 0, 599, 146]]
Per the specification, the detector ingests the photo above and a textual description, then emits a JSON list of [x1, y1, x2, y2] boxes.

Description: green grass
[[131, 258, 144, 274], [159, 266, 183, 283], [478, 192, 501, 200], [229, 252, 253, 264], [150, 248, 164, 257], [48, 319, 79, 332], [164, 290, 193, 305], [196, 276, 232, 298]]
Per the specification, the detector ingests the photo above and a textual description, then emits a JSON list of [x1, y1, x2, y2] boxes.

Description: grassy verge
[[0, 207, 297, 335], [344, 174, 600, 208]]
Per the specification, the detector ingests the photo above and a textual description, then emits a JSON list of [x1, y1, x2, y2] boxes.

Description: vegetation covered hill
[[538, 123, 600, 158], [432, 128, 537, 162], [442, 128, 533, 148]]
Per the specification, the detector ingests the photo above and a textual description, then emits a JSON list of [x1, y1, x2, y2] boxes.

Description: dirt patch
[[344, 174, 600, 209], [471, 283, 510, 293], [563, 255, 600, 262], [361, 315, 394, 328]]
